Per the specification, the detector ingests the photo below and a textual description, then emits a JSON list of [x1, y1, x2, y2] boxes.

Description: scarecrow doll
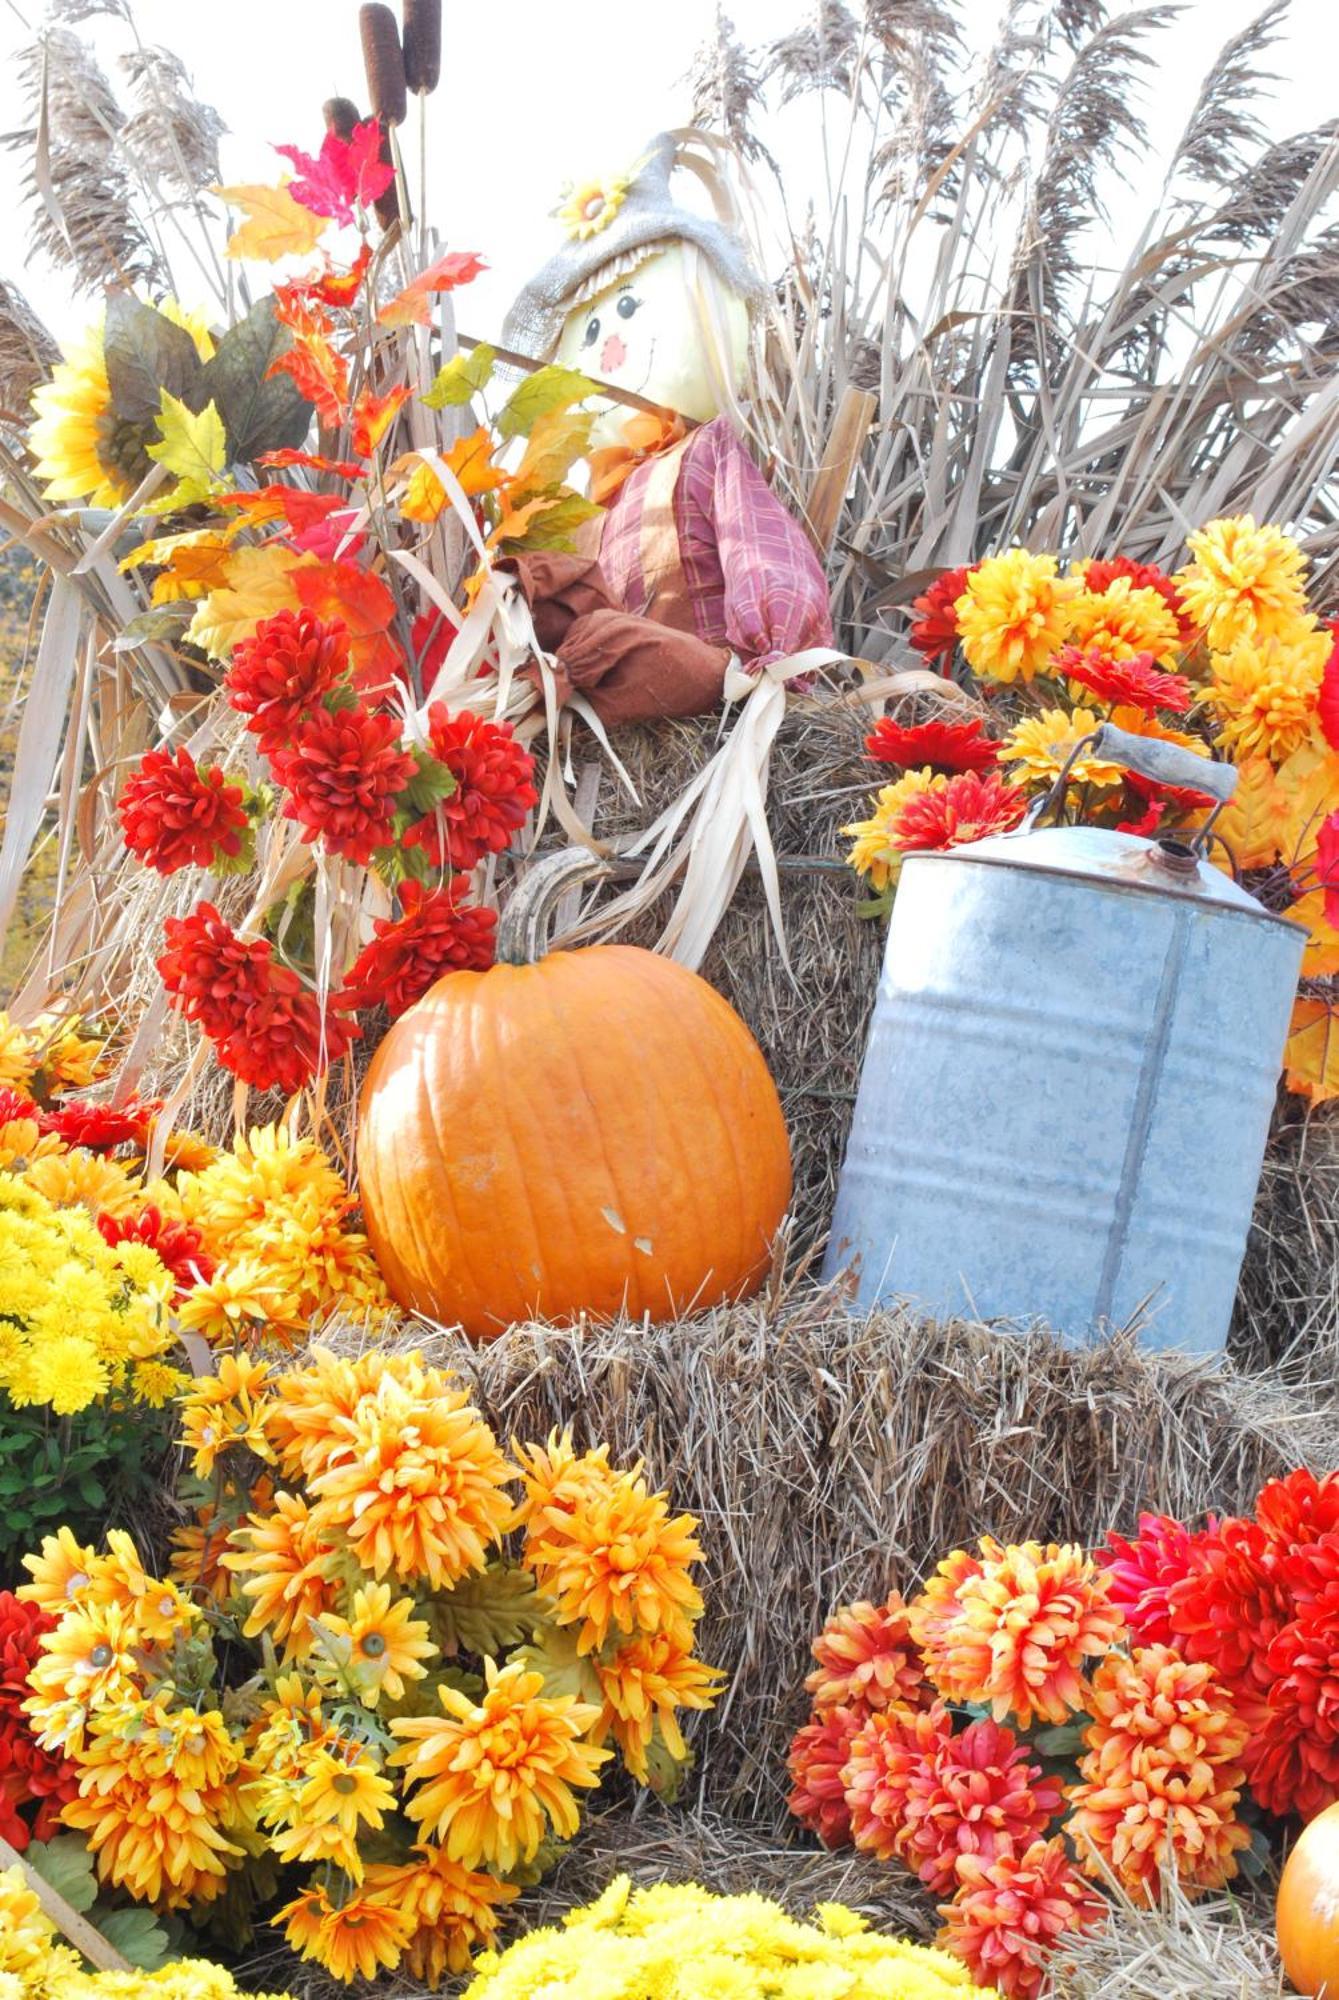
[[500, 131, 836, 731]]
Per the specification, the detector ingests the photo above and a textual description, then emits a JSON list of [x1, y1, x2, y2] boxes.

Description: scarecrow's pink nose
[[600, 334, 627, 374]]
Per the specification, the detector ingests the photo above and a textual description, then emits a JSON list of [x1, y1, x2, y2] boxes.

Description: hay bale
[[369, 1289, 1339, 1830], [1048, 1883, 1284, 1998]]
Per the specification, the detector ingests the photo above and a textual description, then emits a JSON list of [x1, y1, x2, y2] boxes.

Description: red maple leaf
[[284, 245, 374, 310], [275, 119, 393, 227], [257, 448, 365, 481], [293, 561, 402, 694], [378, 251, 487, 329], [1316, 617, 1339, 754]]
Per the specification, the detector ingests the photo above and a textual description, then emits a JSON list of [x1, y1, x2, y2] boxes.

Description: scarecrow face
[[555, 242, 749, 448]]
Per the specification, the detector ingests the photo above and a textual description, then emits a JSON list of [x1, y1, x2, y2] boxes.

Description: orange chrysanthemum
[[1067, 1645, 1250, 1899], [788, 1705, 862, 1848], [365, 1846, 519, 1987], [910, 1538, 1124, 1728], [265, 1344, 396, 1483], [219, 1491, 343, 1659], [842, 1703, 953, 1864], [593, 1632, 723, 1782], [805, 1594, 932, 1718], [886, 1715, 1062, 1897], [276, 1879, 414, 1983], [517, 1444, 704, 1655], [389, 1659, 610, 1873], [940, 1837, 1105, 2000], [304, 1371, 515, 1589], [59, 1698, 247, 1909], [1175, 514, 1310, 650]]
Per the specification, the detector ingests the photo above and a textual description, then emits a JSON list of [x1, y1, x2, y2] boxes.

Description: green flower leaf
[[398, 752, 458, 818], [432, 1562, 544, 1657], [423, 344, 497, 409], [103, 296, 207, 427], [496, 364, 596, 442], [198, 296, 314, 464], [25, 1836, 99, 1914]]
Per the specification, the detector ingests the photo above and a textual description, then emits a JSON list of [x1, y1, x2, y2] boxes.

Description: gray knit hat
[[501, 131, 765, 363]]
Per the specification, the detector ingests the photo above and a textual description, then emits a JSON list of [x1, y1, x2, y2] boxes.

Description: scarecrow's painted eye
[[582, 317, 600, 347], [616, 293, 639, 320]]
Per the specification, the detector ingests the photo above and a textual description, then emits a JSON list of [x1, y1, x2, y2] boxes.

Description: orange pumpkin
[[1277, 1801, 1339, 1996], [356, 850, 792, 1338]]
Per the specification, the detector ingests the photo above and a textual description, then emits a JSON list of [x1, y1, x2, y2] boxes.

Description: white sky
[[0, 0, 1336, 349]]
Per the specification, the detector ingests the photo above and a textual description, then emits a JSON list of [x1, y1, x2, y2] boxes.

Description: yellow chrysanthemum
[[28, 316, 139, 509], [556, 171, 633, 241], [276, 1880, 413, 1984], [0, 1020, 38, 1094], [0, 1114, 62, 1169], [518, 1449, 705, 1655], [304, 1372, 515, 1590], [955, 550, 1078, 684], [1062, 576, 1182, 667], [320, 1581, 437, 1707], [0, 1863, 56, 1980], [1176, 514, 1310, 650], [365, 1846, 519, 1988], [997, 706, 1125, 792], [843, 770, 937, 891], [132, 1359, 190, 1408], [24, 1148, 141, 1217], [59, 1698, 247, 1909], [21, 1335, 109, 1415], [267, 1345, 408, 1484], [220, 1491, 342, 1659], [1203, 623, 1329, 764], [389, 1660, 611, 1873]]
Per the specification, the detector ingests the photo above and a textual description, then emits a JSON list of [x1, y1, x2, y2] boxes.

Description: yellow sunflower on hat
[[556, 168, 634, 242]]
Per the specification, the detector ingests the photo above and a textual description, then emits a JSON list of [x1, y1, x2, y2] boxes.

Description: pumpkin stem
[[496, 849, 612, 965]]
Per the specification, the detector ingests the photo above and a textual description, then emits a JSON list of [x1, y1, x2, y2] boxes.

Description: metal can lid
[[911, 824, 1304, 930]]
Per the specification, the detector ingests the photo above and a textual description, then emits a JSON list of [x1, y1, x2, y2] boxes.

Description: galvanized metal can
[[822, 725, 1305, 1353]]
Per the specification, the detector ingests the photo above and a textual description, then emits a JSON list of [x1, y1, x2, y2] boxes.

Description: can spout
[[1148, 838, 1200, 881]]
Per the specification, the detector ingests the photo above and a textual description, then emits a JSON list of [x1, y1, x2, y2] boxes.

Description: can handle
[[1088, 723, 1238, 803]]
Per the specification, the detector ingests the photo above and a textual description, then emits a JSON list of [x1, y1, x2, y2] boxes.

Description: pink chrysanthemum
[[1098, 1512, 1201, 1647], [805, 1594, 932, 1718], [787, 1705, 861, 1848], [894, 1717, 1063, 1898], [842, 1704, 952, 1864], [939, 1837, 1106, 1999]]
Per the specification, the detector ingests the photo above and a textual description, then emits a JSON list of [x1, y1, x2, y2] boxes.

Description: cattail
[[322, 96, 362, 139], [402, 0, 441, 94], [373, 122, 403, 230], [360, 4, 407, 126]]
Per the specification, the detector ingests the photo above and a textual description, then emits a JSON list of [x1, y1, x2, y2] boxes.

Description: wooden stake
[[0, 1838, 131, 1973]]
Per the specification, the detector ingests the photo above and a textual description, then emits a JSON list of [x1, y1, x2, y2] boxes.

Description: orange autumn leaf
[[395, 432, 505, 522], [1211, 756, 1288, 872], [257, 447, 364, 480], [444, 428, 506, 496], [352, 384, 412, 457], [1284, 996, 1339, 1104], [219, 487, 353, 538], [214, 180, 329, 261], [293, 560, 401, 691], [1273, 740, 1339, 869], [1287, 889, 1339, 979], [486, 493, 562, 550], [376, 250, 487, 329], [148, 537, 240, 605]]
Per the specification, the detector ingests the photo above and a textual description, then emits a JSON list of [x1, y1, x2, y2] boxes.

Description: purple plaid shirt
[[595, 417, 834, 673]]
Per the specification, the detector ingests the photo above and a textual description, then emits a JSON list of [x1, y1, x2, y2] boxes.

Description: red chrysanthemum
[[843, 1704, 953, 1864], [226, 608, 352, 754], [939, 1837, 1106, 2000], [41, 1096, 159, 1153], [97, 1206, 215, 1300], [1314, 617, 1339, 753], [1245, 1594, 1339, 1820], [403, 705, 539, 870], [0, 1089, 35, 1127], [337, 879, 497, 1019], [787, 1705, 861, 1848], [1056, 644, 1192, 715], [893, 1717, 1063, 1898], [117, 747, 248, 875], [215, 981, 359, 1097], [805, 1594, 932, 1718], [882, 771, 1028, 856], [157, 903, 274, 1037], [907, 566, 976, 665], [274, 702, 416, 866], [0, 1592, 77, 1848], [1166, 1515, 1292, 1723], [1257, 1468, 1339, 1555], [865, 716, 1000, 774], [1098, 1512, 1202, 1647]]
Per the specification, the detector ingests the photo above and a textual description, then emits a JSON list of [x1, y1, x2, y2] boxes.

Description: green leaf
[[502, 491, 601, 553], [147, 392, 227, 498], [501, 1834, 568, 1890], [510, 1623, 603, 1708], [423, 344, 497, 410], [103, 295, 207, 427], [432, 1563, 544, 1657], [372, 842, 434, 890], [199, 296, 313, 465], [26, 1836, 99, 1914], [496, 364, 595, 442], [1031, 1722, 1086, 1758], [642, 1726, 694, 1801], [98, 1908, 174, 1971], [399, 752, 457, 817], [512, 408, 594, 498]]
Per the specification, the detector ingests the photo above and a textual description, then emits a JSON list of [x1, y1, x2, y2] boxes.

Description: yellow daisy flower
[[556, 171, 633, 241], [843, 770, 938, 891], [998, 707, 1125, 792], [321, 1581, 438, 1706]]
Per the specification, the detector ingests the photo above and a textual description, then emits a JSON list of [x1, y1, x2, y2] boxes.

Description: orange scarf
[[588, 409, 690, 506]]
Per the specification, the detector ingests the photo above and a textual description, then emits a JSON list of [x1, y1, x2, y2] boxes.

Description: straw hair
[[402, 0, 441, 94], [360, 2, 407, 126]]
